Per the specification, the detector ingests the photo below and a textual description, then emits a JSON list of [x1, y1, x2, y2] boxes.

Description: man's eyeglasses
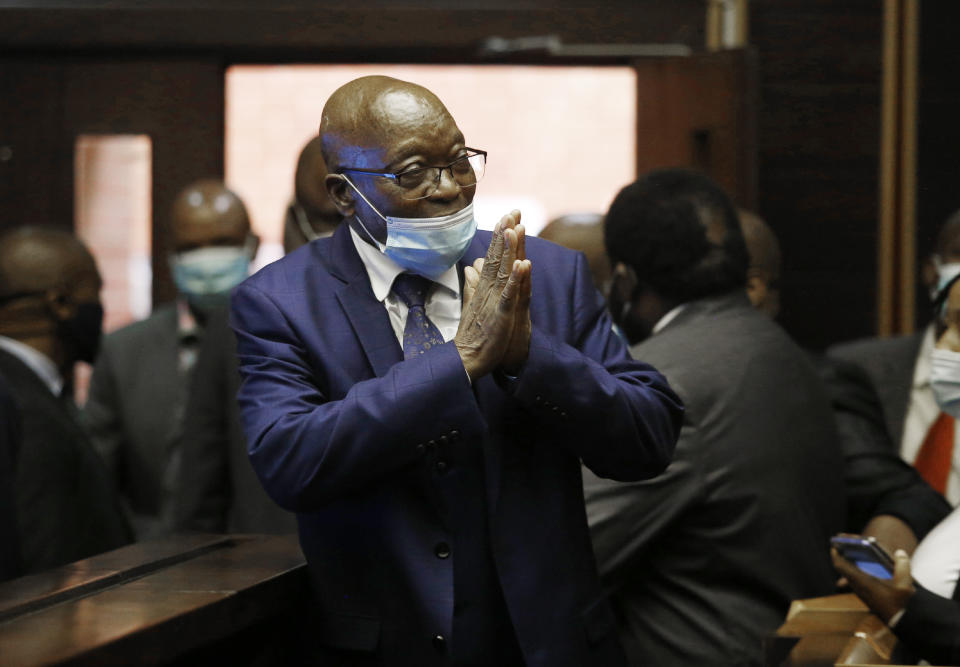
[[339, 149, 486, 201]]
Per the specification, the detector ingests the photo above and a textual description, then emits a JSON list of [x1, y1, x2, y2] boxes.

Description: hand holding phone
[[830, 534, 895, 579]]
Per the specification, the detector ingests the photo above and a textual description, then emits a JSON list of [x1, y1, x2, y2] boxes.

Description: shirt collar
[[913, 323, 936, 389], [348, 225, 460, 301], [0, 335, 63, 396], [652, 304, 688, 336]]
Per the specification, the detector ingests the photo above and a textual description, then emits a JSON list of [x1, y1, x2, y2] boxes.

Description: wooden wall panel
[[750, 0, 884, 350]]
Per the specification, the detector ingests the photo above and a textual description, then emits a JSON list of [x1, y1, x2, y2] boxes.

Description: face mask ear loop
[[339, 175, 389, 252]]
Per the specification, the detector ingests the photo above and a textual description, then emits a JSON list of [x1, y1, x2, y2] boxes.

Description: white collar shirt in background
[[902, 324, 960, 505], [0, 335, 63, 396], [349, 225, 461, 346], [911, 505, 960, 598]]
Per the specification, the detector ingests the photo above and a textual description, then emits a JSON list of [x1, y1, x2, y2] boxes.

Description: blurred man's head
[[285, 135, 342, 253], [739, 210, 782, 319], [539, 213, 611, 293], [0, 227, 103, 370], [923, 209, 960, 305], [604, 168, 748, 344], [168, 179, 258, 314]]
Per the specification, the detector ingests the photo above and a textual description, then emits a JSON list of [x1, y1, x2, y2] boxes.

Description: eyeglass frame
[[338, 148, 487, 200]]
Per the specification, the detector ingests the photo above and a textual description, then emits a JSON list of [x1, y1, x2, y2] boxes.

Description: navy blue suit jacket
[[231, 225, 683, 666]]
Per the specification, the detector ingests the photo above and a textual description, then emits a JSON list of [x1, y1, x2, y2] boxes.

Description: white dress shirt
[[0, 335, 63, 396], [349, 225, 461, 345], [911, 505, 960, 598]]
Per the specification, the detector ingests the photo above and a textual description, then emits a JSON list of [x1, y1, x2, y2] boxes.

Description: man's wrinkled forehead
[[322, 81, 459, 169]]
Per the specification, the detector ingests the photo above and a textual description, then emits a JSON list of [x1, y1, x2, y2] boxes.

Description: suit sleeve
[[584, 417, 704, 584], [893, 585, 960, 665], [83, 342, 124, 484], [231, 281, 490, 511], [507, 252, 683, 481], [819, 356, 951, 538]]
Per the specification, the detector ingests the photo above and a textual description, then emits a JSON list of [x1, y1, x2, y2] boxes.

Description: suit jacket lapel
[[327, 225, 402, 378]]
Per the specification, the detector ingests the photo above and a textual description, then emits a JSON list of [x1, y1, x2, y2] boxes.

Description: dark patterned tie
[[392, 273, 446, 359]]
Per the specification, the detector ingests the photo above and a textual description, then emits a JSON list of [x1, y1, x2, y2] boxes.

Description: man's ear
[[44, 289, 74, 322], [325, 174, 355, 217], [745, 272, 769, 309]]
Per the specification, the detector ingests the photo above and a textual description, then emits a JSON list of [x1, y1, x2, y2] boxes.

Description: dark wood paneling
[[751, 0, 884, 350], [914, 0, 960, 328], [634, 48, 758, 211], [0, 3, 705, 61]]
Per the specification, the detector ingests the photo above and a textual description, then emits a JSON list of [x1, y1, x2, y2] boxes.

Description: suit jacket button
[[434, 542, 450, 559], [436, 460, 448, 473], [449, 430, 460, 442], [416, 443, 426, 455], [439, 435, 448, 446], [432, 634, 447, 652], [428, 439, 436, 448]]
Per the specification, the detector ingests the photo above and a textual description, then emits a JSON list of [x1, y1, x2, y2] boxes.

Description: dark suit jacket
[[175, 307, 297, 534], [895, 581, 960, 665], [0, 370, 22, 581], [584, 292, 845, 667], [84, 303, 188, 539], [817, 356, 950, 539], [230, 226, 684, 666], [828, 333, 923, 450], [0, 349, 130, 573]]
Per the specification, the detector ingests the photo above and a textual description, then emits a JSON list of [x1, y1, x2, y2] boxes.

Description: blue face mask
[[343, 177, 477, 279], [170, 243, 252, 298]]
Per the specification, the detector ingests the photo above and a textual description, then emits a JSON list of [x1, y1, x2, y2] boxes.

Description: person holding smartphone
[[831, 275, 960, 666]]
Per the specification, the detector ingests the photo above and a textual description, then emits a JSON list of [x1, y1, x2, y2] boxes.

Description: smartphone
[[831, 534, 895, 579]]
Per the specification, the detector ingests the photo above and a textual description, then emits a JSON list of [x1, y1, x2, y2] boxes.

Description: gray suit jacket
[[584, 292, 845, 666], [827, 333, 923, 450], [83, 303, 187, 539]]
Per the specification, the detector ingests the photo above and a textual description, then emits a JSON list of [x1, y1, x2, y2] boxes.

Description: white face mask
[[343, 177, 477, 279], [932, 256, 960, 301], [170, 241, 253, 297], [931, 348, 960, 418]]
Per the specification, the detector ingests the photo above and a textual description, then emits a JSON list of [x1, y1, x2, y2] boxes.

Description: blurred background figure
[[174, 304, 297, 535], [585, 169, 844, 666], [738, 208, 781, 319], [831, 273, 960, 666], [830, 209, 960, 505], [84, 180, 258, 540], [739, 211, 951, 554], [0, 227, 130, 573], [0, 372, 21, 581], [538, 213, 611, 294], [282, 136, 342, 254]]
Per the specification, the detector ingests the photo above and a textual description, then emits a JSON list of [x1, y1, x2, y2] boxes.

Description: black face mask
[[61, 301, 104, 364]]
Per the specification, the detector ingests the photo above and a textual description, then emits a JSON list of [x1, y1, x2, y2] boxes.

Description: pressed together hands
[[455, 210, 532, 382]]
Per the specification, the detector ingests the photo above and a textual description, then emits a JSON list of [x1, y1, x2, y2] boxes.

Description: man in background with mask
[[85, 179, 258, 539], [282, 135, 342, 254], [0, 226, 130, 572], [831, 208, 960, 505], [231, 75, 683, 666]]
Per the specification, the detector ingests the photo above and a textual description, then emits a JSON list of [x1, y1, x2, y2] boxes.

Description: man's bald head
[[319, 76, 455, 173], [170, 179, 251, 253], [738, 210, 782, 318], [539, 214, 611, 291], [0, 226, 97, 302]]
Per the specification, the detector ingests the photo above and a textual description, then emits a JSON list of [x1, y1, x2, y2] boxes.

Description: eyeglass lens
[[398, 153, 486, 200]]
